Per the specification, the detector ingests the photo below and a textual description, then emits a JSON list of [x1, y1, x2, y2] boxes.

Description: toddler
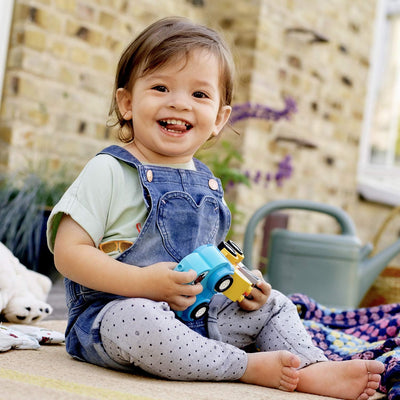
[[47, 16, 384, 399]]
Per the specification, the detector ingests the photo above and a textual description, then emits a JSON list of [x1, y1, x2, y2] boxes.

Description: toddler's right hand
[[141, 262, 203, 311]]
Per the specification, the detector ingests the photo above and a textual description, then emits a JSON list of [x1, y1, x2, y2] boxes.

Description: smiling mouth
[[158, 119, 193, 133]]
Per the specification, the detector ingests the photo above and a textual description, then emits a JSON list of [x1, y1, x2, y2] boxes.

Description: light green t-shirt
[[47, 153, 195, 258]]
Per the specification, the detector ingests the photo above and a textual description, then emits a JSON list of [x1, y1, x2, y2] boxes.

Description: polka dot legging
[[99, 289, 327, 381]]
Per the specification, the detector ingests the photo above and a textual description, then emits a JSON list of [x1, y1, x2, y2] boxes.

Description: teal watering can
[[242, 199, 400, 309]]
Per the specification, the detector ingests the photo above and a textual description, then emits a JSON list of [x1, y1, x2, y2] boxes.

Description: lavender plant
[[229, 97, 297, 125]]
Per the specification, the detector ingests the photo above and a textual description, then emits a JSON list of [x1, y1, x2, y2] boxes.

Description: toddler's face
[[117, 48, 231, 164]]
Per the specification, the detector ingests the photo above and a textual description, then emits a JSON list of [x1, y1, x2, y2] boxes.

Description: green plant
[[0, 165, 72, 275], [196, 140, 250, 190]]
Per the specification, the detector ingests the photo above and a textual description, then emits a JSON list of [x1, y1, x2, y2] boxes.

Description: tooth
[[162, 119, 188, 126]]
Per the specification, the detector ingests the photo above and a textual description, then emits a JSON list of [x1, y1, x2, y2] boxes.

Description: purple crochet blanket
[[289, 293, 400, 400]]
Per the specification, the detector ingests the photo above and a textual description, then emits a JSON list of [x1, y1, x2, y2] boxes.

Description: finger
[[238, 297, 258, 311], [177, 282, 203, 297], [167, 262, 178, 270], [173, 269, 197, 284], [170, 295, 197, 311], [251, 269, 263, 279], [256, 280, 271, 296], [244, 283, 269, 306], [246, 287, 266, 303]]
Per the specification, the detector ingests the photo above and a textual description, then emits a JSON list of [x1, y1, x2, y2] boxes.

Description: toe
[[278, 381, 297, 392], [366, 387, 376, 396], [280, 351, 300, 369], [280, 373, 299, 385], [367, 361, 385, 374], [369, 373, 382, 383], [367, 380, 380, 390]]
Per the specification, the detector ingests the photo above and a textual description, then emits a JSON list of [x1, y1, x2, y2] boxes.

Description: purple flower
[[228, 155, 293, 190], [254, 171, 261, 183], [230, 97, 297, 124]]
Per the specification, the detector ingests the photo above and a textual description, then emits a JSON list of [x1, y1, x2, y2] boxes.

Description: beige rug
[[0, 320, 385, 400]]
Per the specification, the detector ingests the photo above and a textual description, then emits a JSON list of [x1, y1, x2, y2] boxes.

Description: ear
[[212, 105, 232, 137], [116, 88, 133, 120]]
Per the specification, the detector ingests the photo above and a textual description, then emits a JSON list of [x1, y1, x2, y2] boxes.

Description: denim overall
[[63, 145, 231, 369]]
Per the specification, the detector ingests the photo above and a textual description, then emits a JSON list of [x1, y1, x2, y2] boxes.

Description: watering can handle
[[242, 199, 357, 268]]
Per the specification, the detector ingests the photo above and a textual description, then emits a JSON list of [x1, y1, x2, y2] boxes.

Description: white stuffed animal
[[0, 242, 53, 323]]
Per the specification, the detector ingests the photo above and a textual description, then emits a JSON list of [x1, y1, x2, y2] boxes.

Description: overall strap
[[193, 157, 215, 175], [98, 145, 151, 207], [99, 146, 210, 176], [97, 145, 142, 169]]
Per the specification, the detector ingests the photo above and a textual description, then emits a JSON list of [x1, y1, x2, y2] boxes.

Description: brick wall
[[230, 1, 399, 265], [1, 0, 398, 264], [235, 1, 376, 221], [0, 0, 204, 173]]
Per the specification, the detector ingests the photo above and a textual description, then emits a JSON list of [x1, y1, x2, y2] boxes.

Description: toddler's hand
[[238, 270, 271, 312], [142, 262, 203, 311]]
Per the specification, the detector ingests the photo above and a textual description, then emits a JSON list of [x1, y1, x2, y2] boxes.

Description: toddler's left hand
[[238, 270, 271, 311]]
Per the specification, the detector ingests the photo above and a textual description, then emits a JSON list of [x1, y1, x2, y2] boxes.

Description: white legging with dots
[[99, 290, 327, 381]]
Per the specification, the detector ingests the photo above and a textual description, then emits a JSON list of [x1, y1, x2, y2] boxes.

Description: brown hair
[[109, 16, 235, 142]]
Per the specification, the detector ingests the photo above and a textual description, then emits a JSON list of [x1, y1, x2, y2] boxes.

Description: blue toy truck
[[174, 241, 259, 321], [174, 244, 234, 321]]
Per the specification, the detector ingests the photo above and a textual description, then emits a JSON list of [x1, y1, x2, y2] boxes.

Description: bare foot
[[297, 359, 385, 399], [239, 350, 300, 391]]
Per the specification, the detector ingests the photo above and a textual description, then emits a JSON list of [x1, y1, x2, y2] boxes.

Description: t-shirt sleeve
[[46, 155, 115, 252]]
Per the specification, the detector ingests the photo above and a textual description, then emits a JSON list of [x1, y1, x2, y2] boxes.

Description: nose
[[168, 91, 191, 111]]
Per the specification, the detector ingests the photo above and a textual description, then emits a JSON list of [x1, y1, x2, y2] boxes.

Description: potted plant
[[0, 165, 72, 281]]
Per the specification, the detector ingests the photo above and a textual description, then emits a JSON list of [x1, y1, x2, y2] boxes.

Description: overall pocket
[[157, 192, 220, 260]]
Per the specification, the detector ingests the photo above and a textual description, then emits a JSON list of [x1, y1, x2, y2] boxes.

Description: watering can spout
[[358, 238, 400, 304]]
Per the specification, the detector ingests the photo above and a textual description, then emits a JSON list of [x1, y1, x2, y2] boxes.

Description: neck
[[124, 142, 150, 163], [124, 142, 193, 165]]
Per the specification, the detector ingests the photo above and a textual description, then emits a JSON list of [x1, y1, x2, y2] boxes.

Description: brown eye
[[152, 85, 168, 92], [193, 91, 208, 98]]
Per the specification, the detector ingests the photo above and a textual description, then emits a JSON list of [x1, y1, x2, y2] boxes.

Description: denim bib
[[63, 145, 231, 366]]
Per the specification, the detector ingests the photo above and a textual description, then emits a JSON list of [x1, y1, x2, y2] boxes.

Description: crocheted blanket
[[289, 293, 400, 400]]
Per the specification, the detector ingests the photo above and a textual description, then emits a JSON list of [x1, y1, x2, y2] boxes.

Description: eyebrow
[[148, 74, 219, 93], [195, 79, 216, 88], [144, 73, 217, 89]]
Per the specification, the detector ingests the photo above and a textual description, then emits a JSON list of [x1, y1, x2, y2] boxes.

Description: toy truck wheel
[[190, 302, 209, 320], [214, 275, 233, 293]]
